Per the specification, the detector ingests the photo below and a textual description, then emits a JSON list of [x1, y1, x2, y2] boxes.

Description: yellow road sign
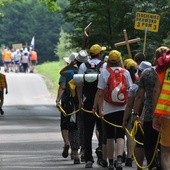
[[134, 12, 160, 32]]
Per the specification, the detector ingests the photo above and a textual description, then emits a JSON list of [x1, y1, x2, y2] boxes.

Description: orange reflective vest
[[0, 74, 6, 88], [155, 67, 170, 116], [30, 51, 37, 61]]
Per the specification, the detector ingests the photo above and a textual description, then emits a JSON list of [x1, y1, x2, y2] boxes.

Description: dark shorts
[[104, 110, 125, 139], [4, 61, 11, 65], [30, 60, 37, 65]]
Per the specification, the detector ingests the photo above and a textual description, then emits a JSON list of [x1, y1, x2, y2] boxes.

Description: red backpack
[[104, 67, 128, 106]]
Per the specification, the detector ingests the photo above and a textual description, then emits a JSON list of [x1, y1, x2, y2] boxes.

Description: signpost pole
[[143, 27, 148, 54]]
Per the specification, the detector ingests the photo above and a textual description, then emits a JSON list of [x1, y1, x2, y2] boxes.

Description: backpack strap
[[85, 61, 104, 73], [96, 61, 104, 69], [85, 62, 91, 69]]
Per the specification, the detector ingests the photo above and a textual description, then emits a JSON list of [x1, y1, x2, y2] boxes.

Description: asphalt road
[[0, 72, 139, 170]]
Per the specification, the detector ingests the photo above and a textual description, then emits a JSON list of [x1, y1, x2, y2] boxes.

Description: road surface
[[0, 72, 139, 170]]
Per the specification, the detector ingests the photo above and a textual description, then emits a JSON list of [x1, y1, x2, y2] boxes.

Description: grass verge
[[36, 61, 65, 96]]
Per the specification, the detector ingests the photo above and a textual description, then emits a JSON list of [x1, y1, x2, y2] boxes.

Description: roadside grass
[[36, 61, 65, 96]]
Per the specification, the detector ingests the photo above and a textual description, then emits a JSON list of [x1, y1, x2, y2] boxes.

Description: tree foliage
[[0, 0, 70, 63], [64, 0, 170, 61]]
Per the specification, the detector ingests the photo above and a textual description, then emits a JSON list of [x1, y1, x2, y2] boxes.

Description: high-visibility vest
[[30, 51, 37, 61], [0, 74, 6, 88], [3, 51, 12, 61], [155, 67, 170, 116]]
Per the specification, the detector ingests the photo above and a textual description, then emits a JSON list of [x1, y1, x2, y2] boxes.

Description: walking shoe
[[108, 164, 114, 170], [62, 145, 69, 158], [125, 158, 132, 167], [85, 161, 93, 168], [97, 159, 108, 167], [0, 108, 4, 115], [74, 157, 80, 164]]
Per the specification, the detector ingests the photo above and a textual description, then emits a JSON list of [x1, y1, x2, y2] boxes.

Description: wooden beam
[[114, 29, 141, 58]]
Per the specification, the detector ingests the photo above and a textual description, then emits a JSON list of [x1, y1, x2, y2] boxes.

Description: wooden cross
[[114, 29, 141, 58]]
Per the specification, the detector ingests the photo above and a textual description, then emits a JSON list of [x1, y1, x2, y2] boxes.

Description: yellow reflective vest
[[155, 67, 170, 116]]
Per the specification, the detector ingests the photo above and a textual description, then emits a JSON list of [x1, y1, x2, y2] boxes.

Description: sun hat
[[89, 44, 106, 56], [108, 50, 122, 63], [138, 61, 152, 71], [75, 50, 89, 63], [64, 52, 78, 64]]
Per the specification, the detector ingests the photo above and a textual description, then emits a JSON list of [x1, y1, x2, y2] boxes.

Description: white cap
[[138, 61, 152, 71]]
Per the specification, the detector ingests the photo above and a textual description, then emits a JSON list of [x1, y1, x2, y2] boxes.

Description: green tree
[[0, 0, 71, 63], [64, 0, 170, 60]]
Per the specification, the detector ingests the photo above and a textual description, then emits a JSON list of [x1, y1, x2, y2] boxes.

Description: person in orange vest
[[0, 69, 8, 115], [29, 50, 38, 73], [152, 46, 170, 170]]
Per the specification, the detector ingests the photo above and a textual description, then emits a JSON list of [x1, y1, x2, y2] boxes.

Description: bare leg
[[61, 129, 70, 146]]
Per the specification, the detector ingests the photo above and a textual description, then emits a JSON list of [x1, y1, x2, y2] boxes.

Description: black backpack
[[83, 61, 103, 100]]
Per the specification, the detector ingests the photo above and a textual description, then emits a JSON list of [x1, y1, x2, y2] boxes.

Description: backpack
[[104, 67, 128, 106], [83, 61, 103, 100]]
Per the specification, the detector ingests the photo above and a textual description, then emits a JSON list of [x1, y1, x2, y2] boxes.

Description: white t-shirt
[[78, 58, 104, 74], [98, 67, 133, 115]]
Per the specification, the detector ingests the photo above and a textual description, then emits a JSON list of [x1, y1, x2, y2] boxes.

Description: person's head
[[152, 46, 169, 66], [89, 44, 106, 59], [107, 50, 122, 67], [64, 52, 78, 64], [125, 59, 138, 83], [75, 50, 89, 67], [124, 59, 135, 69], [24, 51, 28, 56], [134, 52, 146, 65], [138, 61, 152, 76], [155, 46, 169, 59]]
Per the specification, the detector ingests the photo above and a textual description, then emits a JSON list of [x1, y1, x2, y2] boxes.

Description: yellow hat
[[108, 50, 121, 63], [89, 44, 106, 56], [123, 59, 133, 67], [126, 61, 137, 69]]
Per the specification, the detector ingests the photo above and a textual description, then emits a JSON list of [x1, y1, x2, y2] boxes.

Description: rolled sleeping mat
[[73, 74, 100, 84]]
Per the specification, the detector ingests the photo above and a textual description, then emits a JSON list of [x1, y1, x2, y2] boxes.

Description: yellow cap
[[126, 61, 137, 69], [108, 50, 121, 63], [89, 44, 106, 56], [124, 59, 134, 68]]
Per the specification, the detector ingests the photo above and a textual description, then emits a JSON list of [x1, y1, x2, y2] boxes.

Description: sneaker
[[125, 158, 132, 167], [62, 145, 69, 158], [108, 164, 114, 170], [74, 157, 80, 164], [85, 161, 93, 168], [97, 159, 108, 167], [0, 108, 4, 115]]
